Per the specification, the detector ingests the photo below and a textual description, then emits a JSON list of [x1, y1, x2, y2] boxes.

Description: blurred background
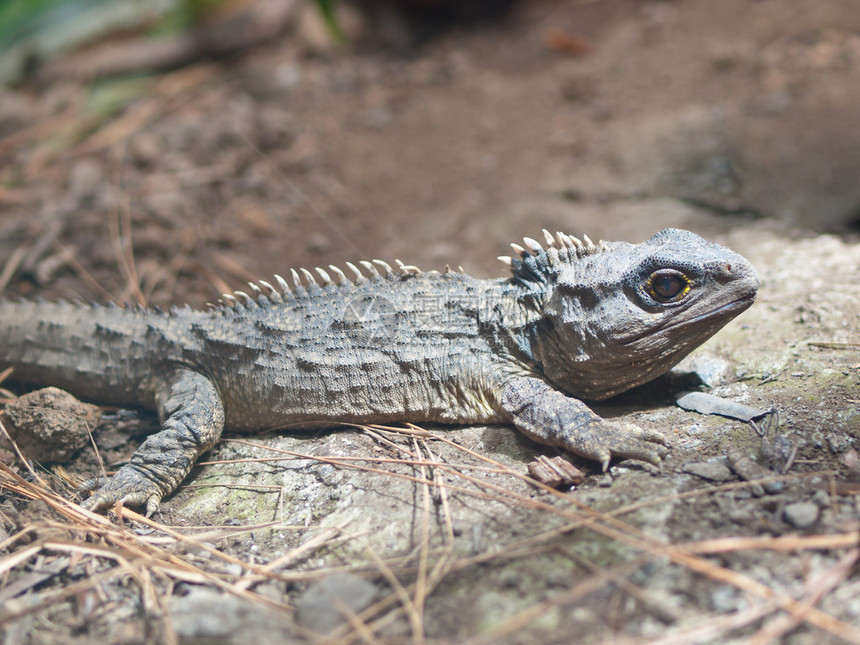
[[1, 5, 859, 643], [0, 0, 858, 305]]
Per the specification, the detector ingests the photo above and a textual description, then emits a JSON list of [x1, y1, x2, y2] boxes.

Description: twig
[[745, 548, 860, 645]]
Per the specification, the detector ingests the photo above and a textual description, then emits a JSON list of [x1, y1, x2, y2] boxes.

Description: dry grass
[[1, 421, 859, 644]]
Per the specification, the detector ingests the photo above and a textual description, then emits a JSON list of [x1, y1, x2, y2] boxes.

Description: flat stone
[[682, 461, 733, 482], [169, 586, 293, 642], [294, 573, 380, 634], [677, 391, 767, 422]]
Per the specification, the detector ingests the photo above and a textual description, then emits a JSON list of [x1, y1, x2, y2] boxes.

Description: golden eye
[[647, 270, 690, 302]]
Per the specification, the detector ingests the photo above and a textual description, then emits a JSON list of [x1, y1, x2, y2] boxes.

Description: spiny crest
[[213, 258, 425, 310], [498, 229, 610, 286]]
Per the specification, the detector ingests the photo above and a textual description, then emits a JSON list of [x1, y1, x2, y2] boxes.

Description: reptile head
[[525, 228, 759, 400]]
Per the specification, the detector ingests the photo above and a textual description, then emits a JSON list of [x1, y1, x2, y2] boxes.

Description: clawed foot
[[78, 465, 163, 516], [576, 421, 669, 471], [501, 377, 671, 472]]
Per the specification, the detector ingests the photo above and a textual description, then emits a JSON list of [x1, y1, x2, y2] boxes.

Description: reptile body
[[0, 228, 759, 514]]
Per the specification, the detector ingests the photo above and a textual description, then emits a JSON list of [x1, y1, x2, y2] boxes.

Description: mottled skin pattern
[[0, 229, 759, 515]]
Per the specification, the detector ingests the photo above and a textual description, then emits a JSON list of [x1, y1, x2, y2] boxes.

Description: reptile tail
[[0, 299, 157, 407]]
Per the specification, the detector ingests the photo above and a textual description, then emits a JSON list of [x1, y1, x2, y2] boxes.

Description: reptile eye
[[647, 270, 690, 302]]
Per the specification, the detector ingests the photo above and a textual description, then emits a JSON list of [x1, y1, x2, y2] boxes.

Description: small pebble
[[687, 355, 729, 388], [682, 461, 733, 482], [725, 446, 784, 494], [811, 489, 831, 509], [783, 502, 819, 529], [254, 581, 286, 602], [597, 474, 613, 488], [223, 563, 243, 577], [727, 505, 755, 525]]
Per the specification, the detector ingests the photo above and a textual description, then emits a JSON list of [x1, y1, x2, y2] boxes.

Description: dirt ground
[[0, 0, 859, 643]]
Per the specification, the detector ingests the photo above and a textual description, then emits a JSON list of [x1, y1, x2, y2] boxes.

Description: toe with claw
[[78, 465, 164, 516]]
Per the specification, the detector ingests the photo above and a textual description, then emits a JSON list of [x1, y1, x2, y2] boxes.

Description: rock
[[597, 474, 613, 488], [169, 586, 292, 642], [811, 489, 830, 509], [682, 461, 732, 482], [565, 74, 860, 230], [294, 573, 380, 634], [1, 388, 100, 463], [783, 502, 819, 529], [725, 446, 784, 495], [842, 448, 860, 478], [726, 504, 756, 525], [682, 355, 730, 388]]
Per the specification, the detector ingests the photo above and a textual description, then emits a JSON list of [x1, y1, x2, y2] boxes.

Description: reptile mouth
[[621, 292, 756, 346], [659, 292, 756, 334]]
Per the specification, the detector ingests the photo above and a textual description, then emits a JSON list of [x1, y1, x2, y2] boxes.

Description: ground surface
[[0, 1, 859, 643]]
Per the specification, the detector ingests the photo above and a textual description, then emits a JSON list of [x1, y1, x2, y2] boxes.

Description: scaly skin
[[0, 228, 759, 515]]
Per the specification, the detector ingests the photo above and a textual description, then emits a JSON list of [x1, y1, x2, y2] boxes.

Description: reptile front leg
[[80, 369, 225, 516], [500, 377, 668, 470]]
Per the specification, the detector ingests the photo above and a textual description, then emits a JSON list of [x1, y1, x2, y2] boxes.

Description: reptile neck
[[474, 278, 547, 372]]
